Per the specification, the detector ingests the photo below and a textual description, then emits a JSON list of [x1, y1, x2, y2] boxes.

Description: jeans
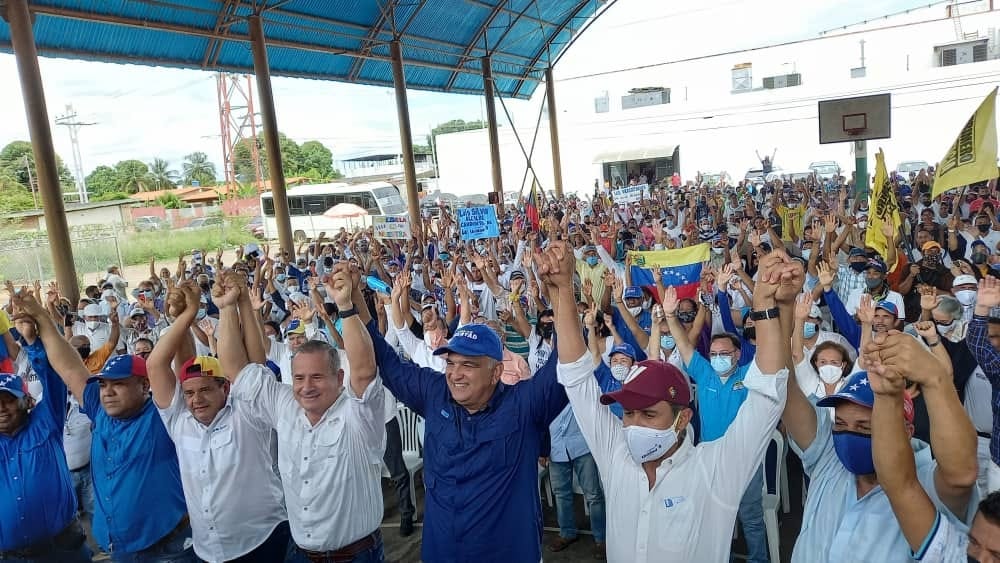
[[736, 465, 769, 563], [229, 521, 291, 563], [69, 465, 94, 519], [549, 453, 607, 543], [285, 531, 385, 563], [383, 418, 415, 520], [110, 523, 198, 563], [0, 520, 92, 563], [0, 544, 92, 563]]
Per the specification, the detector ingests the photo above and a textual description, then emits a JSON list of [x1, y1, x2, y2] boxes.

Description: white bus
[[260, 181, 407, 241]]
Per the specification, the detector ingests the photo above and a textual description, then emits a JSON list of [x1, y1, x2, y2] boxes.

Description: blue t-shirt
[[683, 352, 751, 442]]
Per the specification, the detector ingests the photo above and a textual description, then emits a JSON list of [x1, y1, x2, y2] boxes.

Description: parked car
[[895, 160, 931, 177], [246, 216, 265, 239], [185, 217, 224, 230], [808, 161, 841, 180], [134, 216, 166, 232]]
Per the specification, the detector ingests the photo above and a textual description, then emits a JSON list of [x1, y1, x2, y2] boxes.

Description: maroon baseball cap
[[600, 360, 691, 410]]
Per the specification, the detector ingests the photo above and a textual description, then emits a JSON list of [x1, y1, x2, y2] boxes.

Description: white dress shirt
[[558, 352, 788, 563], [234, 363, 386, 551], [157, 369, 287, 562], [64, 395, 92, 471], [393, 325, 445, 372]]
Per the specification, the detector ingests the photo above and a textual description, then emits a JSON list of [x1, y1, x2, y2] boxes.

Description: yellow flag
[[931, 88, 998, 199], [865, 149, 901, 268]]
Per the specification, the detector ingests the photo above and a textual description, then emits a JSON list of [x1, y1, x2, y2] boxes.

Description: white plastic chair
[[538, 464, 553, 507], [762, 429, 784, 563], [396, 405, 425, 509]]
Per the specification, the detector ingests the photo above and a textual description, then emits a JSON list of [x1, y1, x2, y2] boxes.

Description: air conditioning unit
[[762, 73, 802, 89], [621, 88, 670, 110], [936, 39, 989, 66]]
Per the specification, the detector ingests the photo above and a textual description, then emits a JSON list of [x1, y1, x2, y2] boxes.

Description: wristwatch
[[748, 307, 780, 321], [337, 306, 359, 319]]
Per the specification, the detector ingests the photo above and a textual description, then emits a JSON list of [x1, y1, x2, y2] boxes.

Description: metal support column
[[390, 41, 422, 233], [249, 14, 292, 257], [545, 68, 564, 199], [4, 0, 80, 302], [481, 56, 503, 211], [854, 140, 869, 198]]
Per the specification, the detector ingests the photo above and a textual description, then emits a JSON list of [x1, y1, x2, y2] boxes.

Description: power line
[[55, 104, 97, 203]]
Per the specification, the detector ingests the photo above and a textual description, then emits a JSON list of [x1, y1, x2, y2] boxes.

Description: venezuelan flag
[[525, 181, 540, 231], [628, 244, 710, 300]]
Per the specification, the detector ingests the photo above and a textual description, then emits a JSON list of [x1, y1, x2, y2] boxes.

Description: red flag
[[526, 182, 540, 231]]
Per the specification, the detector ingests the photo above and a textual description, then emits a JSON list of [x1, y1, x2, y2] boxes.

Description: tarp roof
[[0, 0, 611, 99], [593, 144, 678, 164]]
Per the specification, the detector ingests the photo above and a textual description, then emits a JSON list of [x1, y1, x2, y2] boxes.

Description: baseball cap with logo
[[178, 356, 224, 383], [0, 373, 26, 399], [284, 319, 307, 336], [90, 355, 148, 383], [599, 360, 691, 410], [817, 371, 915, 423], [623, 286, 643, 300], [874, 301, 898, 317], [609, 343, 637, 361], [432, 324, 503, 361]]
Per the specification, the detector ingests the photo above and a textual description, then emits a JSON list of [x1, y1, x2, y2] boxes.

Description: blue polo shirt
[[684, 352, 751, 442], [0, 341, 77, 550], [81, 382, 187, 553], [367, 320, 567, 563]]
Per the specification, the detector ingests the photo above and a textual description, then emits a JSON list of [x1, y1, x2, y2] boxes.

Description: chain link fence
[[0, 225, 125, 287]]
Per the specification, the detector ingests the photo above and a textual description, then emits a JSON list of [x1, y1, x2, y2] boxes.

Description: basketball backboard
[[818, 93, 891, 144]]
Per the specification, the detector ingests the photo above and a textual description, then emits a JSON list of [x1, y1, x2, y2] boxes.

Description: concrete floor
[[377, 453, 807, 563]]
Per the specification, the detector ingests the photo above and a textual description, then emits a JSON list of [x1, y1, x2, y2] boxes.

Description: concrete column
[[4, 0, 80, 302], [390, 40, 422, 233], [545, 68, 564, 198], [481, 56, 503, 212], [249, 15, 293, 258]]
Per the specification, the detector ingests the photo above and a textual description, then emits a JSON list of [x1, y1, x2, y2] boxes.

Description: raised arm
[[13, 291, 90, 406], [147, 282, 202, 407], [329, 263, 376, 397], [662, 286, 695, 366]]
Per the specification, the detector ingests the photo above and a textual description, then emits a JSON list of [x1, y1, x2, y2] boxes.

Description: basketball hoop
[[843, 113, 868, 137], [818, 94, 890, 145]]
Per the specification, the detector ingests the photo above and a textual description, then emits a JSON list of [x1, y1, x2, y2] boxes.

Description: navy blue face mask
[[832, 430, 875, 475]]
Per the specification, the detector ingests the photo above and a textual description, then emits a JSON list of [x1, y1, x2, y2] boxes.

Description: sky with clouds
[[0, 0, 928, 179]]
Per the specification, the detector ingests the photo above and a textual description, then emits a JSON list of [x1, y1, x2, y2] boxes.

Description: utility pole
[[54, 104, 95, 204]]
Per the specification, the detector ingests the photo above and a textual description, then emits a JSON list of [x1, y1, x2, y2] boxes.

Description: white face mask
[[610, 364, 631, 381], [627, 306, 643, 317], [954, 290, 976, 307], [817, 364, 843, 384], [936, 320, 956, 335], [624, 416, 680, 464], [85, 320, 100, 331]]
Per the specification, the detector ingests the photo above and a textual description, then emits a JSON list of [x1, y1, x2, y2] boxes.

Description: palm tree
[[182, 152, 217, 186], [147, 158, 179, 190]]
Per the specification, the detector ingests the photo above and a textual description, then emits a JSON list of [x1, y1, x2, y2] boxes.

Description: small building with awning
[[592, 144, 680, 187]]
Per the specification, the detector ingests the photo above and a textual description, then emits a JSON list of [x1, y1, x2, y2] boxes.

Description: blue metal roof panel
[[0, 0, 607, 99]]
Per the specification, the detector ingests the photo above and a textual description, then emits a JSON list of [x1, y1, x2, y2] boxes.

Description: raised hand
[[880, 220, 895, 239], [582, 278, 593, 300], [794, 292, 812, 320], [977, 276, 1000, 309], [651, 267, 663, 286], [248, 285, 266, 311], [749, 230, 762, 248], [918, 284, 939, 311], [913, 320, 937, 340], [326, 263, 355, 308], [857, 294, 876, 324], [211, 271, 242, 308], [865, 330, 952, 389], [817, 260, 835, 290], [533, 240, 575, 291], [661, 285, 679, 315], [824, 214, 837, 234], [716, 263, 734, 290]]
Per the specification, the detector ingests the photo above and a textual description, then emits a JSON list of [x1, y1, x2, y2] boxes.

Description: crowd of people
[[1, 166, 1000, 563]]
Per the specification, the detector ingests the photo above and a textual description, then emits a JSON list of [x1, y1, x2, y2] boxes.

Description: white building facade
[[435, 0, 1000, 197]]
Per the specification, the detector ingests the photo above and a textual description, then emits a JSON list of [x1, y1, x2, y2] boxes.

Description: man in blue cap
[[782, 327, 979, 562], [27, 284, 194, 562], [341, 265, 568, 563]]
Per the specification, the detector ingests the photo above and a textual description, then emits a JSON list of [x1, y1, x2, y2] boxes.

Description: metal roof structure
[[0, 0, 614, 99]]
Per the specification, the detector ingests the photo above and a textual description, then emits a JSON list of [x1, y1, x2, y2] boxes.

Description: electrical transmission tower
[[216, 73, 264, 196], [55, 104, 96, 204]]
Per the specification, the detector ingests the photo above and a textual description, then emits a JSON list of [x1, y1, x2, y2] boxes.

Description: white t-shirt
[[846, 289, 906, 320]]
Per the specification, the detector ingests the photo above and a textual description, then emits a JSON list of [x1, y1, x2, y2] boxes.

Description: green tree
[[299, 141, 333, 178], [114, 160, 150, 193], [147, 158, 179, 190], [155, 192, 184, 209], [279, 133, 303, 177], [0, 140, 76, 194], [233, 139, 262, 184], [427, 119, 485, 155], [91, 191, 131, 202], [85, 165, 121, 196], [233, 133, 313, 182], [182, 152, 217, 186]]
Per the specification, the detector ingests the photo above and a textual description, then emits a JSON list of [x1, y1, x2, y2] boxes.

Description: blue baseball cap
[[433, 324, 503, 361], [89, 354, 148, 383], [0, 373, 26, 398], [874, 300, 898, 317], [609, 343, 636, 361], [623, 286, 643, 299], [817, 371, 914, 422]]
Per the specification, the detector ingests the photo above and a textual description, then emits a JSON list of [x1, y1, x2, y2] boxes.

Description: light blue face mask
[[276, 274, 287, 283], [585, 256, 599, 267], [710, 355, 733, 375], [802, 322, 818, 339], [196, 309, 207, 320], [660, 334, 675, 350]]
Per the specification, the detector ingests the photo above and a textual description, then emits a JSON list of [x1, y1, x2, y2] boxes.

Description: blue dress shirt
[[81, 382, 187, 553], [367, 320, 567, 563], [0, 341, 77, 550], [548, 404, 590, 463]]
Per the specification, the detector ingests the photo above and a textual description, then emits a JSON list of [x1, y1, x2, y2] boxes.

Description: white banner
[[612, 183, 647, 204], [373, 215, 411, 240]]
